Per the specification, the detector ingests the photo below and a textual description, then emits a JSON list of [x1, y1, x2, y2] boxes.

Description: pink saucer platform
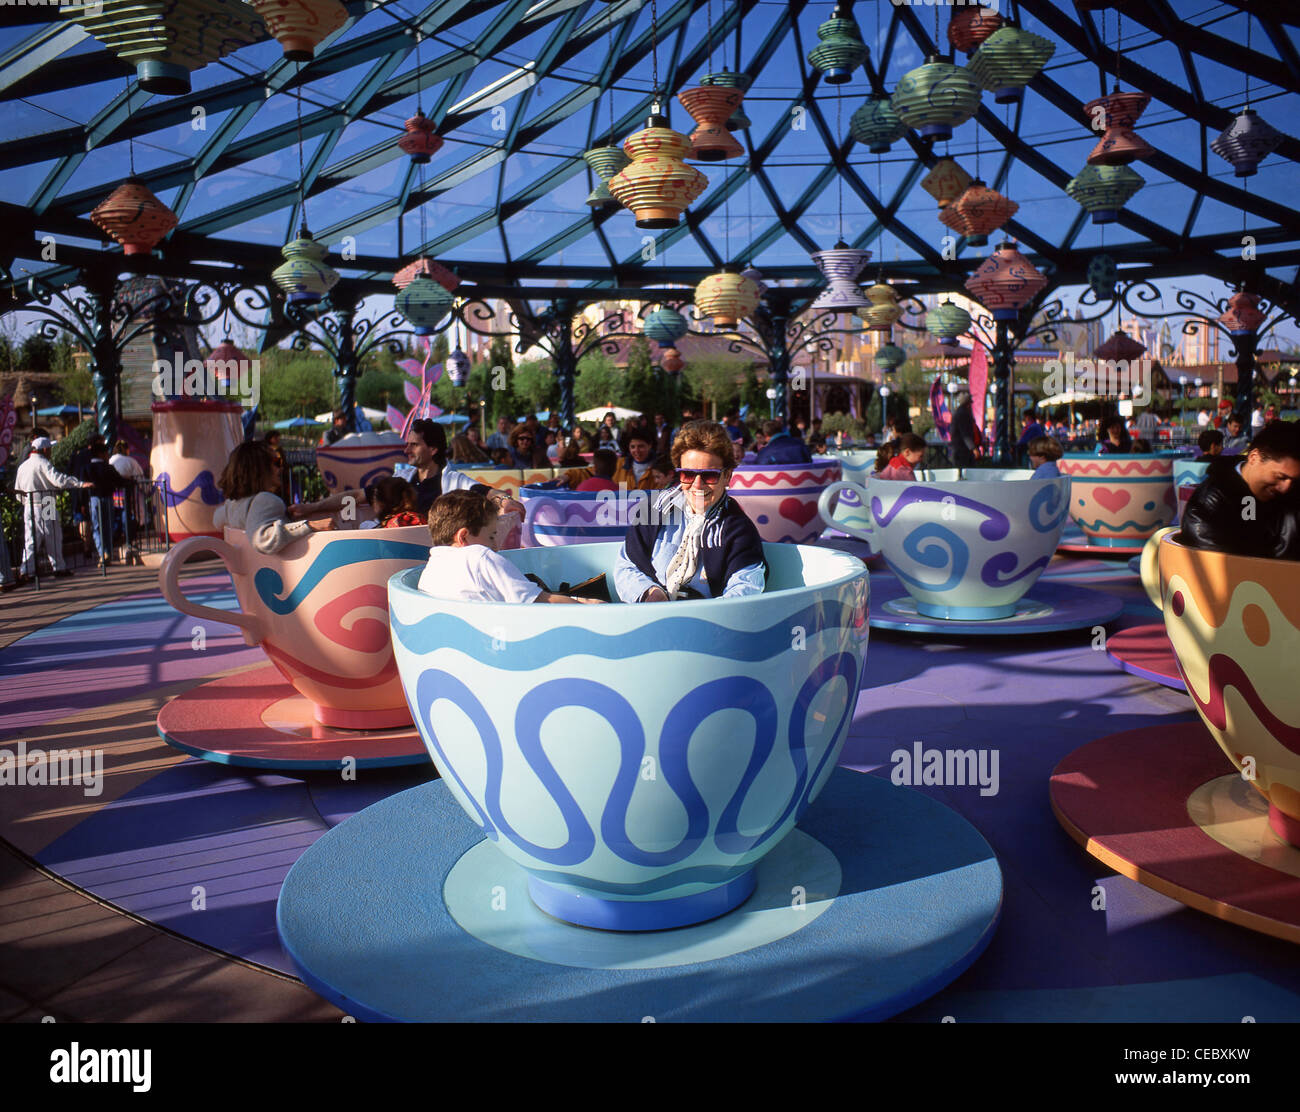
[[1056, 523, 1147, 556], [1051, 723, 1300, 944], [156, 664, 431, 770], [1105, 623, 1185, 690]]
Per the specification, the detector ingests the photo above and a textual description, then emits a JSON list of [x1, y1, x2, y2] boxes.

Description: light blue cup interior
[[519, 483, 634, 546], [388, 542, 869, 931], [1173, 459, 1209, 489], [821, 469, 1069, 620]]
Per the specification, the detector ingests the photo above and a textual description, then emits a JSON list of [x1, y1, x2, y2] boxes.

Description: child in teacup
[[215, 441, 362, 553], [875, 433, 926, 480], [365, 475, 425, 528], [418, 489, 601, 604], [1027, 435, 1063, 478]]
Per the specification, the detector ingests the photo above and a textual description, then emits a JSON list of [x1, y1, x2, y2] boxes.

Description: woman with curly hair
[[613, 420, 766, 603]]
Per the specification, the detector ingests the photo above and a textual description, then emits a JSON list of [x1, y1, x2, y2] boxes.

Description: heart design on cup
[[779, 497, 820, 529], [1093, 486, 1132, 515]]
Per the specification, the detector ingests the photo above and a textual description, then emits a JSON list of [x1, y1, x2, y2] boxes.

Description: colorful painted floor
[[2, 549, 1299, 1022]]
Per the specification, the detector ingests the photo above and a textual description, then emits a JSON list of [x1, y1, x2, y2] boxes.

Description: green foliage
[[430, 333, 450, 364], [622, 336, 658, 416], [512, 359, 558, 415], [56, 366, 96, 410], [51, 418, 94, 472], [356, 368, 408, 413], [820, 412, 866, 440], [681, 357, 741, 418], [257, 357, 336, 422], [19, 334, 54, 374], [574, 352, 623, 414], [488, 335, 514, 375]]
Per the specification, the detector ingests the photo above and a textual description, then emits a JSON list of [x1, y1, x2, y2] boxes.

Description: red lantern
[[393, 257, 460, 292], [677, 87, 744, 161], [1084, 91, 1154, 166], [397, 110, 443, 164], [965, 241, 1047, 321], [1219, 291, 1265, 336], [246, 0, 347, 62], [1093, 331, 1147, 362], [90, 177, 178, 255], [661, 348, 685, 374], [948, 7, 1003, 54], [938, 181, 1019, 247]]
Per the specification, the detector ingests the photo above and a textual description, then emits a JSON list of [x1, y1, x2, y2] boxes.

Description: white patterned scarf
[[660, 488, 727, 600]]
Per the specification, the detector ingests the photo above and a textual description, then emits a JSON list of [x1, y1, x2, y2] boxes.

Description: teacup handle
[[160, 535, 265, 645], [521, 496, 560, 549], [1139, 526, 1179, 612], [818, 480, 874, 545]]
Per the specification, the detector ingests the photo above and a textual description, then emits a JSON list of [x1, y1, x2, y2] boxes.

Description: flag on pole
[[929, 377, 951, 442]]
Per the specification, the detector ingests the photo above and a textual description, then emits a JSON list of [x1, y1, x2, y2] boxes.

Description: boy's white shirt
[[418, 543, 543, 603]]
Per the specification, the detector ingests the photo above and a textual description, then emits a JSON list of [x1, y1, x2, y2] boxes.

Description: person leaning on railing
[[1180, 420, 1300, 560], [13, 436, 93, 581]]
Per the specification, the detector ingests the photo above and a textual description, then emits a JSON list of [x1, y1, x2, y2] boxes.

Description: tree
[[356, 368, 408, 414], [623, 335, 657, 416], [681, 357, 742, 419], [513, 359, 558, 415], [55, 366, 95, 411], [257, 357, 336, 422], [574, 351, 623, 414], [19, 333, 54, 374]]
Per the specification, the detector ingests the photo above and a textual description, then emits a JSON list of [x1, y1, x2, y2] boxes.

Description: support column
[[992, 320, 1014, 466], [1231, 331, 1258, 425], [330, 291, 360, 433], [551, 298, 577, 431], [765, 310, 790, 423], [85, 271, 122, 443]]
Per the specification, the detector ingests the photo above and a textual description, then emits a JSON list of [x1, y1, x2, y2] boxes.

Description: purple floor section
[[7, 557, 1300, 1018]]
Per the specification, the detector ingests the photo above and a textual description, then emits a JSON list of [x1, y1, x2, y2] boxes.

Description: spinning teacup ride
[[156, 525, 433, 768], [315, 430, 407, 494], [727, 457, 842, 544], [818, 468, 1122, 634], [1052, 535, 1300, 943], [275, 540, 1004, 1021], [1057, 452, 1179, 555]]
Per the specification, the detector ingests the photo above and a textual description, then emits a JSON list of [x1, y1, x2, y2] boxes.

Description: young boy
[[418, 489, 600, 604], [1027, 435, 1063, 478]]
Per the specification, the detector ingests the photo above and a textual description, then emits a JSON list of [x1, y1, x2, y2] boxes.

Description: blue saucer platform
[[276, 769, 1002, 1022], [867, 577, 1123, 636]]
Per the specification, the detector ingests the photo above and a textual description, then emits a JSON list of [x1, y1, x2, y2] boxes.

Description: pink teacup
[[150, 400, 243, 541], [160, 525, 431, 728]]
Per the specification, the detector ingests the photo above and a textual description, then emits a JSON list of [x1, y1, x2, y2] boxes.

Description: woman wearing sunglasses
[[613, 421, 766, 603]]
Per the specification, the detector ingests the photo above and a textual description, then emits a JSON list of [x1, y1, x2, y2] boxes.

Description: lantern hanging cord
[[650, 0, 660, 98], [124, 78, 136, 176], [295, 62, 307, 224], [607, 7, 616, 143], [1245, 15, 1251, 109], [414, 29, 423, 115], [707, 0, 714, 74], [837, 89, 844, 242]]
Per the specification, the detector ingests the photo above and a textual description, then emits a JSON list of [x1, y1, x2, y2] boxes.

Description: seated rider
[[572, 449, 620, 492], [613, 420, 766, 603], [754, 419, 813, 466], [1180, 420, 1300, 560], [875, 432, 926, 480]]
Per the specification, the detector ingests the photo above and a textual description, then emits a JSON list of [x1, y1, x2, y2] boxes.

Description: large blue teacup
[[824, 451, 876, 551], [818, 469, 1070, 620], [388, 542, 869, 931]]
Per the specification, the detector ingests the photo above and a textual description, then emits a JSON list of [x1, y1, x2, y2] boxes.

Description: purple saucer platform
[[867, 575, 1122, 635], [1105, 622, 1185, 691], [1056, 522, 1146, 557], [1051, 723, 1300, 944], [1127, 555, 1142, 575], [156, 664, 431, 770]]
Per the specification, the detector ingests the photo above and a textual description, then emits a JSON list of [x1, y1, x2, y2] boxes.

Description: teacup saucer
[[1105, 622, 1185, 691], [157, 664, 431, 770], [867, 577, 1123, 636], [1057, 523, 1148, 556], [276, 769, 1003, 1022], [1052, 723, 1300, 944]]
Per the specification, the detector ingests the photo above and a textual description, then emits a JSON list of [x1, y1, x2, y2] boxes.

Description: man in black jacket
[[1180, 420, 1300, 559]]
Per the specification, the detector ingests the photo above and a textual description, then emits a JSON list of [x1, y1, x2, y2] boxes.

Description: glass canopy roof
[[1, 0, 1297, 313]]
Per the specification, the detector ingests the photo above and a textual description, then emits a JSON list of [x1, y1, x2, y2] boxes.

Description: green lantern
[[1065, 164, 1144, 224], [396, 276, 454, 336], [965, 26, 1056, 105], [876, 342, 907, 371], [849, 93, 908, 153], [643, 308, 689, 345], [1087, 254, 1117, 300], [807, 8, 869, 85], [892, 56, 982, 143], [928, 301, 973, 344], [272, 228, 338, 307], [582, 147, 631, 212]]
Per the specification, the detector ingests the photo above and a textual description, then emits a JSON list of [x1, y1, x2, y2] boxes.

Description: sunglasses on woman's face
[[517, 436, 534, 443], [677, 468, 723, 486]]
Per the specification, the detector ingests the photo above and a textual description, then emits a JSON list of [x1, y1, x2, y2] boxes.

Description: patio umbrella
[[273, 416, 325, 429], [575, 405, 641, 421], [313, 407, 388, 424]]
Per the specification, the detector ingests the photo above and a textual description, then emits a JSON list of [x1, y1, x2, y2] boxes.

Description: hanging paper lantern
[[701, 71, 753, 131], [1094, 331, 1147, 362], [807, 8, 869, 85], [1087, 254, 1117, 300], [857, 281, 902, 332], [695, 271, 762, 329], [1219, 291, 1266, 336], [809, 244, 873, 312], [928, 300, 972, 344], [397, 110, 443, 164], [948, 7, 1004, 54], [643, 307, 689, 345], [272, 227, 339, 305], [965, 26, 1056, 105], [63, 0, 266, 96], [582, 146, 631, 211], [395, 275, 453, 336], [393, 256, 460, 293], [677, 87, 745, 161], [661, 348, 685, 374], [921, 157, 972, 208], [876, 342, 907, 371], [740, 265, 767, 298], [246, 0, 347, 62], [1065, 163, 1144, 224], [205, 338, 244, 391], [964, 241, 1047, 321], [892, 56, 981, 142], [938, 181, 1019, 247], [607, 105, 708, 229], [1211, 109, 1285, 178], [446, 346, 471, 386], [90, 177, 178, 255], [849, 93, 908, 154], [1082, 90, 1153, 166]]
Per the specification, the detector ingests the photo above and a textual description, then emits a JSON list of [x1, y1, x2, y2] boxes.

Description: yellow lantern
[[694, 271, 761, 329]]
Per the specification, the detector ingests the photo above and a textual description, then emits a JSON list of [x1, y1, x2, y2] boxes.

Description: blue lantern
[[643, 307, 689, 345]]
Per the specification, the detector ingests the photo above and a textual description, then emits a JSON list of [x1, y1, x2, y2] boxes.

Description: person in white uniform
[[13, 437, 92, 579]]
